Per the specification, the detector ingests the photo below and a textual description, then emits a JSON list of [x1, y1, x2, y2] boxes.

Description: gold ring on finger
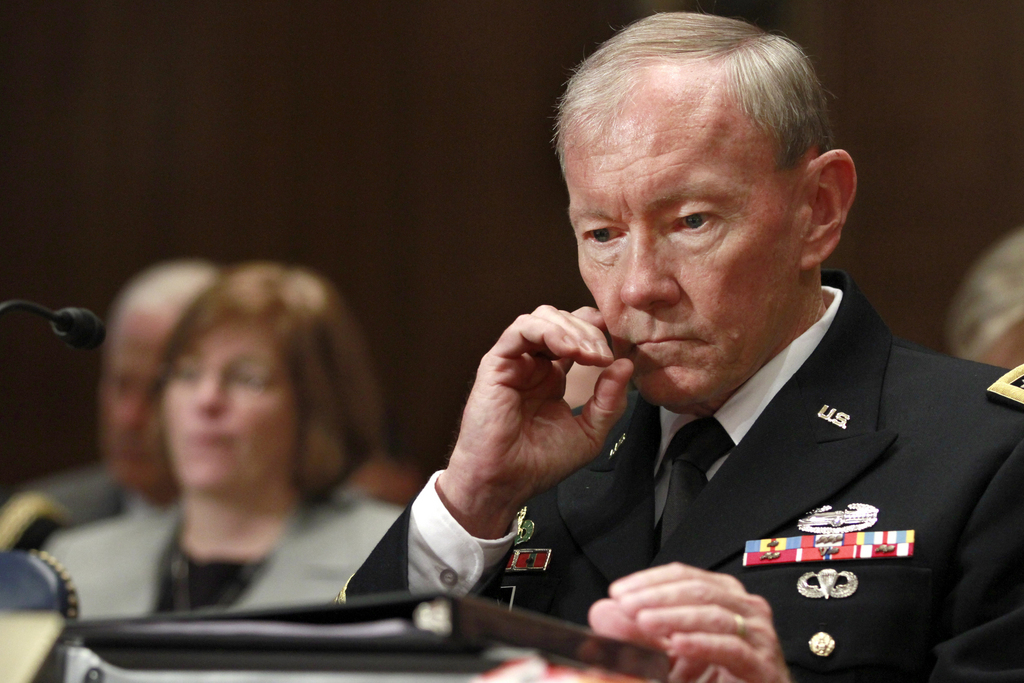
[[734, 614, 747, 638]]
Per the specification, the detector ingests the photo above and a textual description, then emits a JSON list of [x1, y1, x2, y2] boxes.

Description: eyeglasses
[[166, 356, 280, 394]]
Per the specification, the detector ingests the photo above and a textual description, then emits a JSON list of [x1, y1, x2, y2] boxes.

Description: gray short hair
[[555, 12, 833, 170], [107, 260, 219, 336], [947, 226, 1024, 361]]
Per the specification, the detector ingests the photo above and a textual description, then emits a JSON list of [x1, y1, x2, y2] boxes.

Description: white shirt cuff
[[407, 470, 516, 595]]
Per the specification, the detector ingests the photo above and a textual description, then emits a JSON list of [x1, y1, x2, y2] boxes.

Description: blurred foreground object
[[0, 611, 64, 683], [0, 549, 77, 617], [0, 492, 69, 551]]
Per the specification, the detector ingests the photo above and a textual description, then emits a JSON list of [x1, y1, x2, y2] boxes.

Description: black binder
[[52, 593, 670, 681]]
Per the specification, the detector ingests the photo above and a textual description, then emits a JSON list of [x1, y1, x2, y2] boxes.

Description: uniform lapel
[[656, 271, 900, 570], [557, 393, 660, 583]]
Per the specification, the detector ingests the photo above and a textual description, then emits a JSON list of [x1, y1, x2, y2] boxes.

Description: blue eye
[[591, 228, 612, 243], [683, 214, 705, 229]]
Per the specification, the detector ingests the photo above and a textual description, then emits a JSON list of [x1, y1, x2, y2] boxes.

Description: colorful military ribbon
[[743, 530, 914, 567]]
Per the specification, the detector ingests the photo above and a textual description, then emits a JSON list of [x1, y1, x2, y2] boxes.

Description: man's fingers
[[588, 597, 651, 645], [610, 562, 745, 600], [606, 563, 790, 682], [634, 604, 750, 641], [531, 305, 613, 361], [614, 576, 754, 621], [666, 631, 790, 683], [570, 306, 607, 331], [576, 358, 632, 446], [489, 306, 613, 367]]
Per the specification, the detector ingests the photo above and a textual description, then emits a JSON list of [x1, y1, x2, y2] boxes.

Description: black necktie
[[659, 417, 734, 547]]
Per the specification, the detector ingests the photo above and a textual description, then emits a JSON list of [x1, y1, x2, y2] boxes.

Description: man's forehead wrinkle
[[566, 61, 776, 229]]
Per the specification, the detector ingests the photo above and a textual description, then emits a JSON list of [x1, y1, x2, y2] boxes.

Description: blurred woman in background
[[46, 262, 401, 617]]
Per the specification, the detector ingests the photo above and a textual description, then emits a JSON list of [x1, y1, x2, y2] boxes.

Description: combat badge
[[987, 364, 1024, 411], [798, 503, 878, 534]]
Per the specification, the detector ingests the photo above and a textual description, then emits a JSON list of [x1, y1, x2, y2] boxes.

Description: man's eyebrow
[[569, 190, 710, 223], [568, 206, 616, 223]]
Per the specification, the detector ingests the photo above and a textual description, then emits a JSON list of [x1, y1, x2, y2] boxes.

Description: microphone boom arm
[[0, 299, 106, 350]]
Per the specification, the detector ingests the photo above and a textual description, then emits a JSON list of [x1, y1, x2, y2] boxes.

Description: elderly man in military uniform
[[347, 12, 1024, 681]]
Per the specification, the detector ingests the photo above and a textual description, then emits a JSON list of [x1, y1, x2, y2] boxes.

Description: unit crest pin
[[514, 506, 534, 545]]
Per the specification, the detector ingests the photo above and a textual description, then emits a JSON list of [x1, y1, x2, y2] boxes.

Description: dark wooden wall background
[[4, 1, 1024, 487]]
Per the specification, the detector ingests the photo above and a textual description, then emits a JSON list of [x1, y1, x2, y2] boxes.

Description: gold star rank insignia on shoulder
[[988, 364, 1024, 412]]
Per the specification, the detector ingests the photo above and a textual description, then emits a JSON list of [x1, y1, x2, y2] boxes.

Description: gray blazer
[[45, 491, 401, 619], [21, 463, 129, 527]]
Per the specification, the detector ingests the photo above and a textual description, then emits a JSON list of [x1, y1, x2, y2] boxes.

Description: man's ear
[[799, 149, 857, 270]]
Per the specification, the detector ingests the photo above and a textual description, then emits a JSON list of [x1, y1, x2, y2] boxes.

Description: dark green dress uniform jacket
[[347, 270, 1024, 682]]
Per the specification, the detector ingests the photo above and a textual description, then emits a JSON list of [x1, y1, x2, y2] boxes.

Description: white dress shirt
[[408, 287, 843, 595]]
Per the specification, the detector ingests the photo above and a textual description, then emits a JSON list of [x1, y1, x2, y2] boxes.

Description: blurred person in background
[[22, 260, 219, 526], [23, 259, 421, 532], [947, 226, 1024, 368], [45, 262, 401, 617]]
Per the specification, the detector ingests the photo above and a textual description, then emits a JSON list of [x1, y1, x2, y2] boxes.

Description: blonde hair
[[162, 262, 386, 498], [947, 227, 1024, 361], [555, 12, 832, 170]]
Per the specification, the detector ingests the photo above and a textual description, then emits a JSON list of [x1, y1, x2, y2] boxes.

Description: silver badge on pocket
[[797, 568, 858, 599]]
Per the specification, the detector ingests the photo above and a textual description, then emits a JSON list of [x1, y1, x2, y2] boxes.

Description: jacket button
[[809, 632, 836, 657]]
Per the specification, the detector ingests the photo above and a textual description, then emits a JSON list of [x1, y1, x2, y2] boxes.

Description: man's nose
[[618, 234, 682, 310]]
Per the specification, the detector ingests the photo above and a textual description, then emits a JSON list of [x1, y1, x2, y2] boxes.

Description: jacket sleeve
[[931, 436, 1024, 679], [343, 506, 411, 599]]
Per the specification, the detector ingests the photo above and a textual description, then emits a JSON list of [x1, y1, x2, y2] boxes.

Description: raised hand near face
[[436, 305, 634, 540], [589, 564, 791, 683]]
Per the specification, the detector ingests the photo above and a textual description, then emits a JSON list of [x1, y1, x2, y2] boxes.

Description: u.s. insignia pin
[[816, 405, 850, 429], [797, 568, 858, 599], [798, 503, 878, 534]]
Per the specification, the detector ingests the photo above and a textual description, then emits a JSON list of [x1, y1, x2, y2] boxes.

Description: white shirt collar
[[657, 286, 843, 466]]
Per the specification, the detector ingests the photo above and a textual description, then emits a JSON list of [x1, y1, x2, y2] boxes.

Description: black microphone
[[0, 299, 106, 350]]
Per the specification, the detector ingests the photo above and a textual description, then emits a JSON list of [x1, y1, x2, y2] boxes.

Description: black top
[[156, 546, 262, 612]]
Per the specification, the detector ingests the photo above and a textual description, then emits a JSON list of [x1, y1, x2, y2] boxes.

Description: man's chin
[[633, 369, 724, 416]]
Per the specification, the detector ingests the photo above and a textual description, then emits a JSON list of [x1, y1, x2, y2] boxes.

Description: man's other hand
[[436, 305, 633, 539], [589, 563, 792, 683]]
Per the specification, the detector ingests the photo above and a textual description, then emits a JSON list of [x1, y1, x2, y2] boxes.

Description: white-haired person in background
[[22, 260, 219, 526], [947, 226, 1024, 369], [45, 262, 401, 617]]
